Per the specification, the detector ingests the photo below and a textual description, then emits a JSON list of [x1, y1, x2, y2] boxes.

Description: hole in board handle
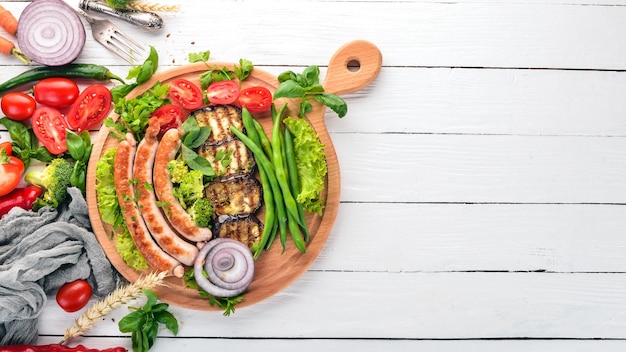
[[347, 59, 360, 72]]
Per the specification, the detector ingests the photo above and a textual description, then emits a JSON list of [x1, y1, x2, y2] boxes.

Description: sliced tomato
[[169, 78, 203, 110], [207, 80, 240, 105], [32, 106, 68, 155], [1, 92, 36, 121], [151, 104, 184, 137], [238, 86, 272, 112], [66, 84, 113, 132], [56, 279, 92, 312], [0, 149, 25, 197], [33, 77, 80, 108]]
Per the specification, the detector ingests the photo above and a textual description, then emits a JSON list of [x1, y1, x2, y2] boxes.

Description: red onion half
[[194, 238, 255, 298], [17, 0, 86, 66]]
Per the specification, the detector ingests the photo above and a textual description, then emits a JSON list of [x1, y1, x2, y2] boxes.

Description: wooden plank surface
[[0, 0, 624, 351]]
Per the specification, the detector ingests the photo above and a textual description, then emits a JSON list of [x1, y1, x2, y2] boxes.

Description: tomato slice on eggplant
[[238, 86, 272, 112], [32, 106, 69, 155], [169, 78, 203, 110], [207, 80, 240, 105], [151, 104, 185, 137], [66, 84, 113, 132]]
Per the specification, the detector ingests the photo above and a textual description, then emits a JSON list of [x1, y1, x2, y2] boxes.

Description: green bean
[[284, 126, 310, 242], [230, 125, 290, 250], [286, 201, 307, 253], [241, 108, 281, 256], [270, 103, 307, 229], [252, 118, 274, 163], [0, 64, 125, 94]]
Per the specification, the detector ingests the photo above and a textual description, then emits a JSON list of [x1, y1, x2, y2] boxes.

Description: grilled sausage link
[[153, 128, 213, 242], [134, 120, 199, 266], [114, 135, 184, 277]]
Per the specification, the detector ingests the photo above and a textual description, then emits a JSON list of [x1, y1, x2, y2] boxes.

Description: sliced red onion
[[17, 0, 86, 66], [194, 238, 255, 298]]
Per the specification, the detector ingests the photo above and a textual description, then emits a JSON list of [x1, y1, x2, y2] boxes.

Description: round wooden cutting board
[[86, 40, 382, 310]]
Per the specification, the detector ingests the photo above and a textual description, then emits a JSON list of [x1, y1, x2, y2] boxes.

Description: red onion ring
[[17, 0, 86, 66], [194, 238, 255, 298]]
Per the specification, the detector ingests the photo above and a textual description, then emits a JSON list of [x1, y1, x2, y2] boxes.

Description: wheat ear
[[60, 271, 169, 344], [127, 1, 181, 12]]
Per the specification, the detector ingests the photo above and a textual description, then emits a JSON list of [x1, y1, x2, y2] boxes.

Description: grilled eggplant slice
[[191, 105, 243, 144], [197, 139, 256, 179], [214, 214, 263, 249], [205, 176, 262, 217]]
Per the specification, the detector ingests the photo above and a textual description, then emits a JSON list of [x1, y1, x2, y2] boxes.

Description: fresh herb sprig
[[182, 268, 244, 316], [188, 50, 253, 89], [274, 65, 348, 118], [118, 289, 179, 352], [0, 117, 55, 168]]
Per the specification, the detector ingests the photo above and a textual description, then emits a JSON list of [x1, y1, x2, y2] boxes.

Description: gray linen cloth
[[0, 187, 120, 345]]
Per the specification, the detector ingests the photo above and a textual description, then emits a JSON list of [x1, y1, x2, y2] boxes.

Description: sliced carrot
[[0, 5, 18, 35]]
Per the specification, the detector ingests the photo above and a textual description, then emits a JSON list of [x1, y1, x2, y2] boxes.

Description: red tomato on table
[[1, 92, 36, 121], [56, 279, 92, 312], [207, 80, 240, 105], [33, 77, 80, 108], [151, 104, 184, 137], [238, 86, 272, 112], [66, 84, 113, 132], [0, 146, 25, 197], [169, 78, 203, 110], [32, 106, 69, 155]]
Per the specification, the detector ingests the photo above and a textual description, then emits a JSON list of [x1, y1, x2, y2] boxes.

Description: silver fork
[[76, 9, 148, 64]]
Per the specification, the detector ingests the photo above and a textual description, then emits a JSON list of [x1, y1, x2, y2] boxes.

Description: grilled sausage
[[134, 120, 199, 266], [153, 128, 213, 242], [114, 135, 184, 277]]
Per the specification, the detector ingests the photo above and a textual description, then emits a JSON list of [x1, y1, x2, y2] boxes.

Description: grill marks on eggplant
[[188, 104, 264, 249], [214, 215, 263, 249], [192, 105, 243, 144], [206, 177, 262, 217]]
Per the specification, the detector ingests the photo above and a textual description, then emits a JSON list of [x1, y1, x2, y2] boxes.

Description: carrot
[[0, 36, 30, 64], [0, 5, 17, 35]]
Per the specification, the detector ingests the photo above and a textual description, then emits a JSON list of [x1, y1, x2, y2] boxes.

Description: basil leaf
[[66, 130, 85, 161], [315, 93, 348, 118], [0, 117, 29, 148], [136, 61, 155, 84], [190, 126, 211, 149], [142, 288, 158, 310], [302, 65, 320, 86], [277, 71, 297, 83], [154, 310, 179, 335], [274, 80, 306, 99], [34, 147, 55, 163], [118, 311, 145, 332]]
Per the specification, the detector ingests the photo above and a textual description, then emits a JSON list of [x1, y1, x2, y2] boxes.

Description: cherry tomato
[[33, 77, 80, 108], [66, 84, 113, 132], [0, 150, 25, 197], [0, 141, 12, 156], [151, 104, 184, 137], [238, 86, 272, 112], [32, 106, 68, 155], [56, 279, 92, 312], [207, 80, 240, 105], [1, 92, 36, 121], [169, 78, 203, 110]]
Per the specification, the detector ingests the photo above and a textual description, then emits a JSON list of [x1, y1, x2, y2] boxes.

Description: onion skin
[[194, 238, 255, 298], [17, 0, 86, 66]]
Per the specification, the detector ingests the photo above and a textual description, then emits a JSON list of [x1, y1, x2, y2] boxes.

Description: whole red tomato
[[33, 77, 80, 108], [1, 92, 36, 121], [0, 146, 25, 197], [56, 279, 92, 312]]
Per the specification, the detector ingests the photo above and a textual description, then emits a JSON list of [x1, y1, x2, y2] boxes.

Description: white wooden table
[[2, 0, 626, 350]]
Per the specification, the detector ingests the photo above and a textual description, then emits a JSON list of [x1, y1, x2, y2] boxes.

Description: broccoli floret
[[173, 169, 205, 208], [188, 198, 213, 228], [25, 158, 74, 210], [167, 158, 189, 184]]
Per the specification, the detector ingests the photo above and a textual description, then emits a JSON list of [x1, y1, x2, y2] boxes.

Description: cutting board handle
[[323, 40, 382, 96]]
